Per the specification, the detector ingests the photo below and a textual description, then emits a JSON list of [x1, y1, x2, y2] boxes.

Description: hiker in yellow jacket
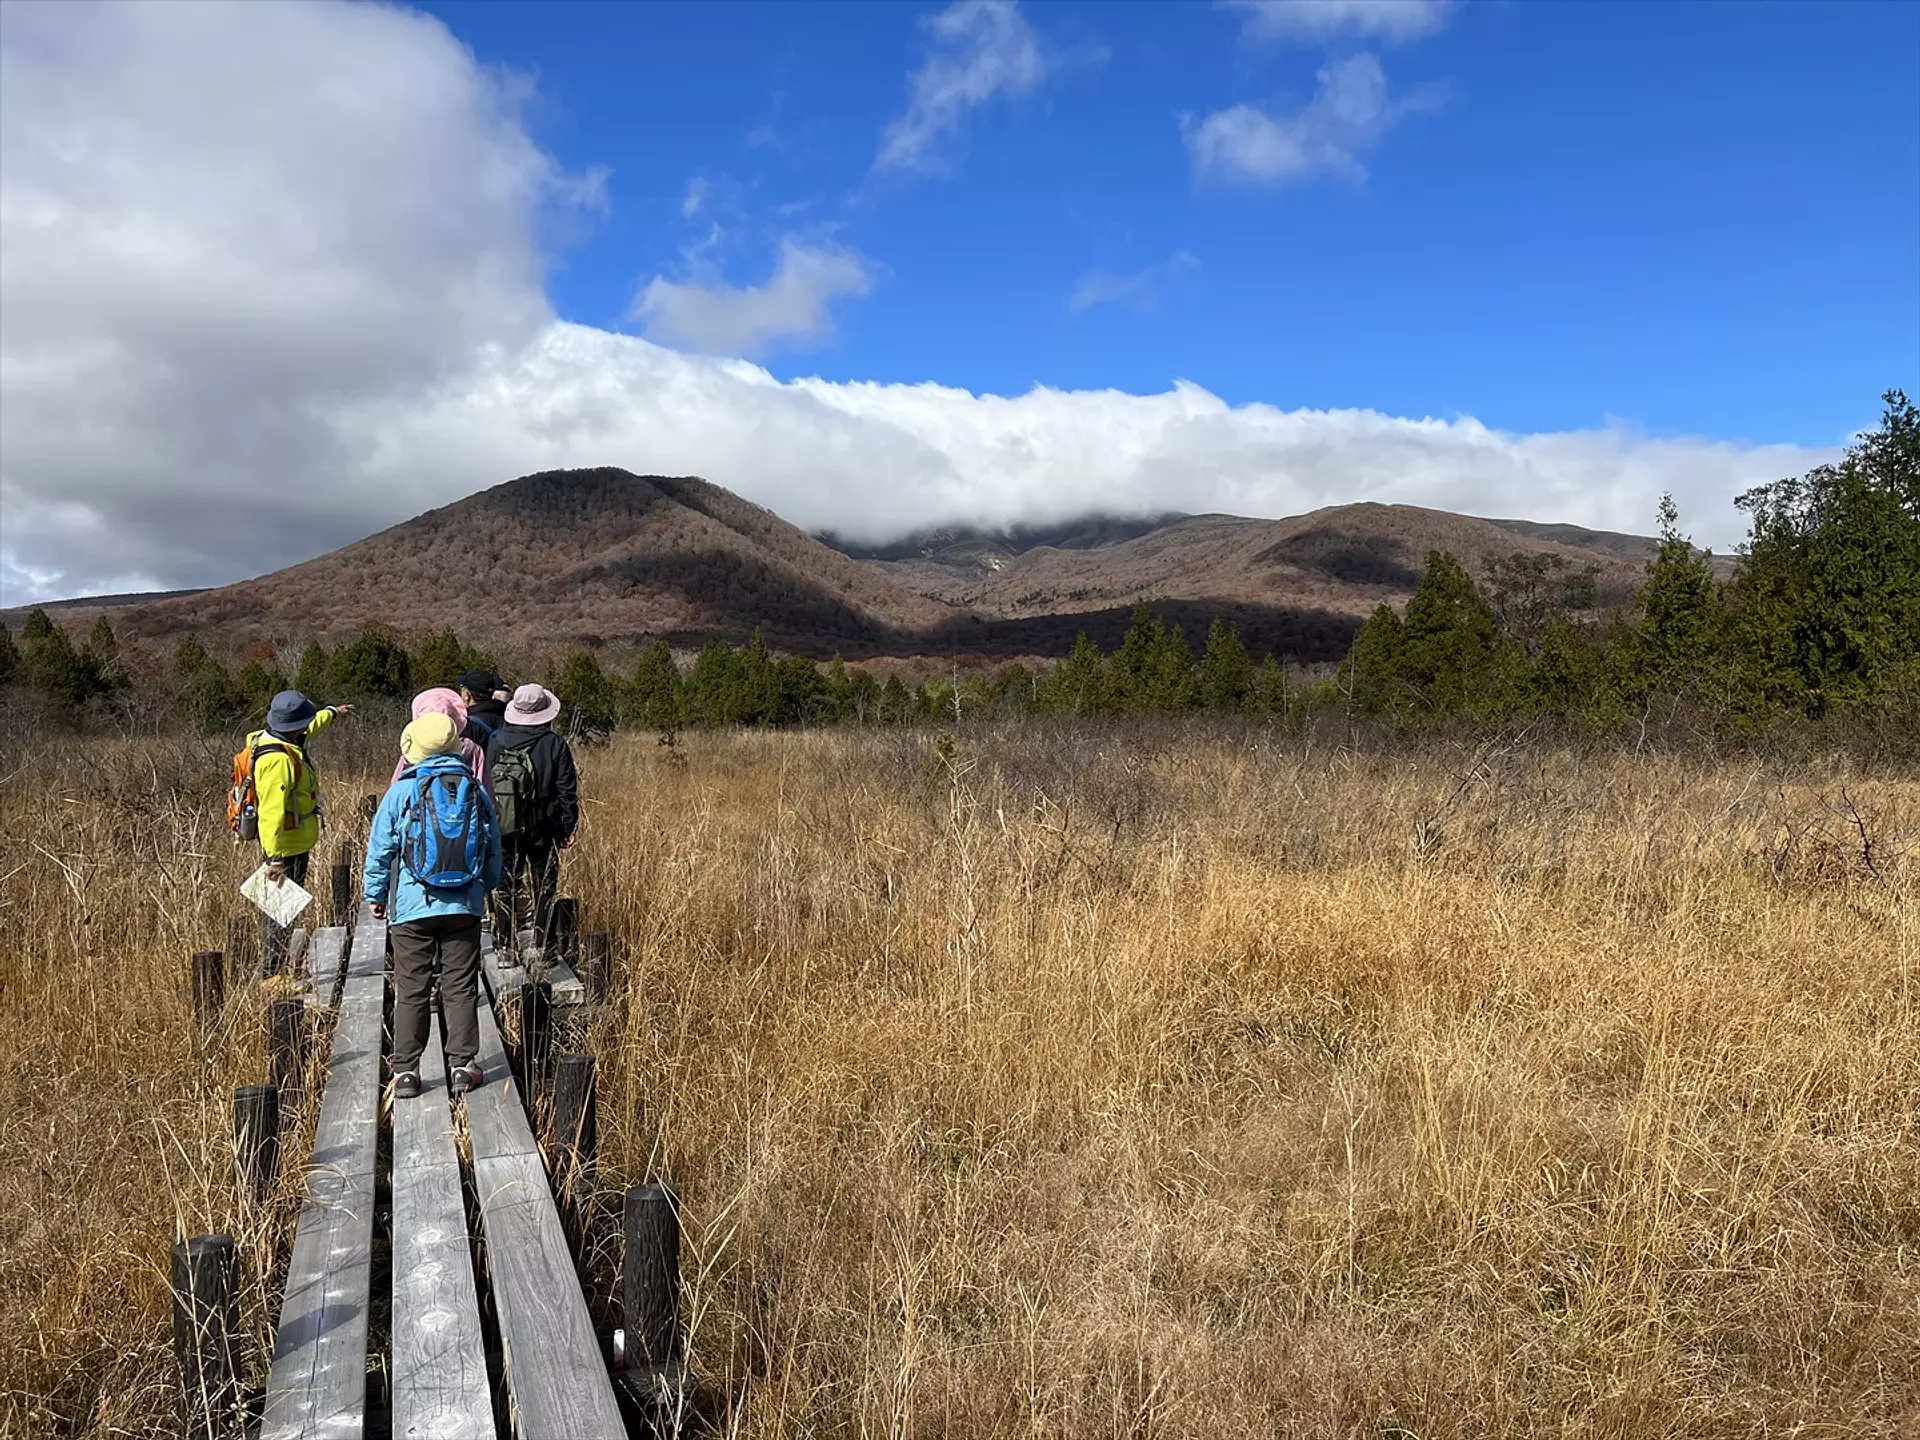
[[250, 689, 354, 885]]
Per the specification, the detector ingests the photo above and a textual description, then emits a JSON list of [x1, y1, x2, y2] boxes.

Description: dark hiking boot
[[393, 1070, 421, 1100], [450, 1061, 485, 1096]]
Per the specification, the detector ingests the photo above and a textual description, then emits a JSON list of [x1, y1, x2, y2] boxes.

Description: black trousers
[[259, 850, 312, 977], [389, 913, 482, 1073], [499, 834, 561, 950]]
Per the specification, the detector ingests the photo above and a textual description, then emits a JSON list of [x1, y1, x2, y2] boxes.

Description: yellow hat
[[400, 712, 460, 766]]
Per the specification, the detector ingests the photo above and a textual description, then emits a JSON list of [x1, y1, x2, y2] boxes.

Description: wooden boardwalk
[[246, 901, 624, 1439]]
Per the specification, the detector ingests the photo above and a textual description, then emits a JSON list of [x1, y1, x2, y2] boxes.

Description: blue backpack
[[400, 755, 490, 891]]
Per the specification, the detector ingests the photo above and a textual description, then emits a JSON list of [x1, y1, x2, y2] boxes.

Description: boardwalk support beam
[[551, 1054, 596, 1233], [172, 1234, 240, 1439], [623, 1183, 684, 1374], [191, 951, 224, 1036], [581, 931, 610, 1003], [233, 1084, 281, 1206]]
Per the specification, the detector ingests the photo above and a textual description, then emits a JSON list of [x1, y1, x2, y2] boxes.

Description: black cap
[[456, 669, 504, 697]]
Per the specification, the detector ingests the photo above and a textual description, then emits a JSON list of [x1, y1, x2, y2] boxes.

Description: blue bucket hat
[[265, 690, 319, 734]]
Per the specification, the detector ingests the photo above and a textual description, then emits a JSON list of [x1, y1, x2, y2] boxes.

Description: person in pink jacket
[[391, 688, 493, 800]]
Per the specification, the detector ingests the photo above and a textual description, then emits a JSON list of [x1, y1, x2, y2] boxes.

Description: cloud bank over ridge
[[0, 0, 1828, 605]]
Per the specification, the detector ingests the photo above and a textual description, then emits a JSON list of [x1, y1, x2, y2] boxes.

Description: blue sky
[[424, 0, 1918, 445], [1, 0, 1915, 602]]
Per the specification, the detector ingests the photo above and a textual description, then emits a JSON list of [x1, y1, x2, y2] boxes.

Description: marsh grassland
[[1, 725, 1914, 1436]]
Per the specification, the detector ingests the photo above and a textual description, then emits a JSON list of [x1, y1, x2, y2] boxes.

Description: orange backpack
[[228, 738, 303, 841]]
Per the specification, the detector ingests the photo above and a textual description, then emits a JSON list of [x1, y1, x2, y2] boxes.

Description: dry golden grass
[[1, 722, 1914, 1437]]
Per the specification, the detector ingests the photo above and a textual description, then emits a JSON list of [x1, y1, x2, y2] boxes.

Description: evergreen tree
[[236, 659, 288, 717], [1618, 498, 1727, 706], [1108, 604, 1163, 711], [685, 640, 742, 726], [413, 629, 493, 690], [23, 622, 99, 707], [846, 667, 882, 724], [1343, 603, 1410, 713], [823, 655, 853, 721], [180, 657, 244, 730], [878, 673, 913, 724], [294, 642, 331, 697], [1732, 392, 1920, 716], [735, 632, 781, 725], [625, 639, 685, 729], [552, 650, 620, 737], [1399, 550, 1503, 714], [776, 654, 828, 724], [1249, 654, 1289, 717], [0, 623, 17, 685], [1146, 622, 1198, 711], [330, 626, 412, 698], [82, 615, 124, 689], [1199, 618, 1252, 711], [21, 609, 54, 642], [991, 662, 1036, 715], [173, 633, 214, 680], [1040, 632, 1109, 714]]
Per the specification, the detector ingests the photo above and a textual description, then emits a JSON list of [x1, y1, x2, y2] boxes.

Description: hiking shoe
[[449, 1061, 485, 1096], [392, 1070, 421, 1100]]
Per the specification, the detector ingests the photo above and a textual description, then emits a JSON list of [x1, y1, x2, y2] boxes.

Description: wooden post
[[581, 931, 610, 1003], [191, 951, 225, 1035], [226, 915, 256, 984], [552, 896, 580, 972], [268, 998, 306, 1125], [262, 913, 287, 979], [551, 1054, 596, 1231], [172, 1234, 240, 1438], [519, 980, 554, 1093], [330, 861, 352, 927], [622, 1184, 682, 1371], [233, 1084, 281, 1205]]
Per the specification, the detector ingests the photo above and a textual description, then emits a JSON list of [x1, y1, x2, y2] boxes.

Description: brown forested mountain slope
[[47, 472, 1692, 665], [857, 502, 1692, 619], [111, 469, 953, 653]]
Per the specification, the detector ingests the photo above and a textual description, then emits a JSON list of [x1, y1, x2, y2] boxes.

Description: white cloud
[[1068, 252, 1200, 313], [633, 241, 875, 356], [0, 0, 1831, 607], [1185, 52, 1439, 185], [1224, 0, 1454, 46], [0, 0, 586, 600], [877, 0, 1046, 173]]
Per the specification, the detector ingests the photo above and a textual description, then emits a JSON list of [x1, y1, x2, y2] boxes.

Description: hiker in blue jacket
[[364, 712, 502, 1099]]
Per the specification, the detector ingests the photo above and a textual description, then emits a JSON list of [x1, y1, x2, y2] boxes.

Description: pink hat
[[504, 683, 561, 725]]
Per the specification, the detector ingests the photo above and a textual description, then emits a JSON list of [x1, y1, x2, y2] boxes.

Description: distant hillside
[[841, 502, 1687, 620], [818, 514, 1187, 568], [110, 470, 955, 655], [26, 472, 1692, 667]]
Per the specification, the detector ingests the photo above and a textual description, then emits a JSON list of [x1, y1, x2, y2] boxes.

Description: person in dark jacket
[[485, 683, 579, 959], [457, 670, 509, 748]]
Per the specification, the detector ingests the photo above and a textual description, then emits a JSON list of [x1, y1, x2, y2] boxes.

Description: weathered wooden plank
[[306, 927, 347, 1009], [466, 955, 623, 1439], [462, 978, 538, 1162], [261, 907, 386, 1440], [392, 1012, 495, 1440]]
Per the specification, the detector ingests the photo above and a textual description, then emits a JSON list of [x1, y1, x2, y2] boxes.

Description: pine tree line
[[1341, 391, 1919, 736]]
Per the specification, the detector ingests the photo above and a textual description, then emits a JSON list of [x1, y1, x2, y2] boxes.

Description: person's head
[[504, 683, 561, 729], [265, 689, 318, 739], [457, 669, 504, 707], [399, 712, 461, 767], [411, 687, 467, 731]]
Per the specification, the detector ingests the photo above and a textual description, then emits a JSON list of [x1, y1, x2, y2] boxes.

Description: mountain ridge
[[8, 469, 1689, 666]]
